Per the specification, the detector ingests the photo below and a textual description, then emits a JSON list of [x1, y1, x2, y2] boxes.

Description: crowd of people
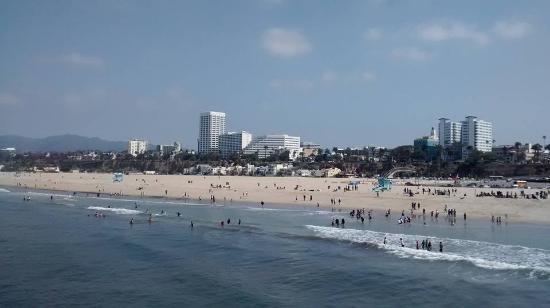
[[476, 190, 548, 200]]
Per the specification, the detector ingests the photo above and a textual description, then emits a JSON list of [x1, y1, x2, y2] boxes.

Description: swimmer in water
[[238, 219, 241, 225], [177, 212, 181, 217], [191, 221, 194, 228], [129, 218, 134, 225]]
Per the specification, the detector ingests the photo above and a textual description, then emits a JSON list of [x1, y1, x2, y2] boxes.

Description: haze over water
[[1, 187, 549, 307]]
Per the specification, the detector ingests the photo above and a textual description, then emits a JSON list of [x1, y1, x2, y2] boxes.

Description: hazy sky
[[1, 0, 549, 148]]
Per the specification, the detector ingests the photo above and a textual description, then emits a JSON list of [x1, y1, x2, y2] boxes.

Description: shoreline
[[1, 171, 549, 224]]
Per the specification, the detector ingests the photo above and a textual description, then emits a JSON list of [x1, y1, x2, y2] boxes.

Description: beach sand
[[1, 172, 549, 223]]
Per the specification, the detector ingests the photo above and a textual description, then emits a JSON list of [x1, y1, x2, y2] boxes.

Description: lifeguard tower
[[372, 177, 392, 192]]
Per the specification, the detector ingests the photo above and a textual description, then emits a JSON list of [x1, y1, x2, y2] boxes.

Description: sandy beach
[[1, 171, 549, 223]]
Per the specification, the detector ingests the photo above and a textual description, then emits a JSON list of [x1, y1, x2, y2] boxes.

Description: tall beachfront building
[[128, 139, 148, 156], [198, 111, 226, 154], [243, 135, 301, 160], [438, 118, 462, 147], [219, 131, 252, 158], [461, 116, 493, 152]]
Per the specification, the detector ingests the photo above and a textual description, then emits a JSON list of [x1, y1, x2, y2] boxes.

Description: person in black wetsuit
[[439, 242, 443, 252]]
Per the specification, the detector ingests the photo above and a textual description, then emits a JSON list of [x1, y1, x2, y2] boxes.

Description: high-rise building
[[198, 111, 226, 154], [128, 139, 148, 156], [438, 118, 462, 147], [461, 116, 493, 152], [243, 135, 301, 160], [219, 131, 252, 158]]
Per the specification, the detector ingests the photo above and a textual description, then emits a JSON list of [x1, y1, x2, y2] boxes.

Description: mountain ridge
[[0, 134, 127, 153]]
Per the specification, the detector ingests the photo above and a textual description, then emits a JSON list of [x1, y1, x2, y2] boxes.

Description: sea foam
[[0, 188, 10, 193], [306, 225, 550, 275]]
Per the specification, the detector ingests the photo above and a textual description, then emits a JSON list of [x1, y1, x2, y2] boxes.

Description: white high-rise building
[[438, 118, 462, 147], [128, 139, 148, 156], [461, 116, 493, 152], [198, 111, 226, 154], [219, 131, 253, 158], [243, 134, 301, 160]]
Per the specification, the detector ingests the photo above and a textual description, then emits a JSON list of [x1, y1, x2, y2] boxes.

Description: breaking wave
[[87, 206, 142, 215], [0, 188, 10, 193], [306, 225, 550, 276]]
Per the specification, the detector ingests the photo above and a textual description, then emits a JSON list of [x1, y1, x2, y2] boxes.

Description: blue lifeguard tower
[[372, 177, 392, 192], [113, 172, 124, 183]]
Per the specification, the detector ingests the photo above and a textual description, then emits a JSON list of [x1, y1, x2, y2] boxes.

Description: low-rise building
[[414, 127, 440, 161], [301, 142, 320, 158], [157, 142, 181, 156], [219, 131, 252, 158], [243, 134, 301, 160]]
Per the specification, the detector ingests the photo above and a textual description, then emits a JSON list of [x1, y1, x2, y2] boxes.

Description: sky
[[1, 0, 549, 149]]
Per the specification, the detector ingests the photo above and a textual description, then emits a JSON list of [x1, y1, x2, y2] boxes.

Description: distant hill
[[0, 134, 127, 153]]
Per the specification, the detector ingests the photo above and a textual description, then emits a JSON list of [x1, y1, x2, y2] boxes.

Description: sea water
[[1, 187, 549, 307]]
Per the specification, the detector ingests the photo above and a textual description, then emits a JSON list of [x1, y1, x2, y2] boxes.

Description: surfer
[[129, 218, 134, 225], [191, 221, 194, 228], [383, 237, 386, 245], [400, 238, 404, 247], [439, 242, 443, 252], [177, 212, 181, 217], [416, 240, 419, 250], [238, 219, 241, 225]]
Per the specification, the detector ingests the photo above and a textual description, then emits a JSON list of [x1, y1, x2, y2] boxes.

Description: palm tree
[[532, 143, 543, 161]]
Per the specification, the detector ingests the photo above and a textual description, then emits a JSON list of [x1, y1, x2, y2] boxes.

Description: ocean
[[1, 187, 549, 307]]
